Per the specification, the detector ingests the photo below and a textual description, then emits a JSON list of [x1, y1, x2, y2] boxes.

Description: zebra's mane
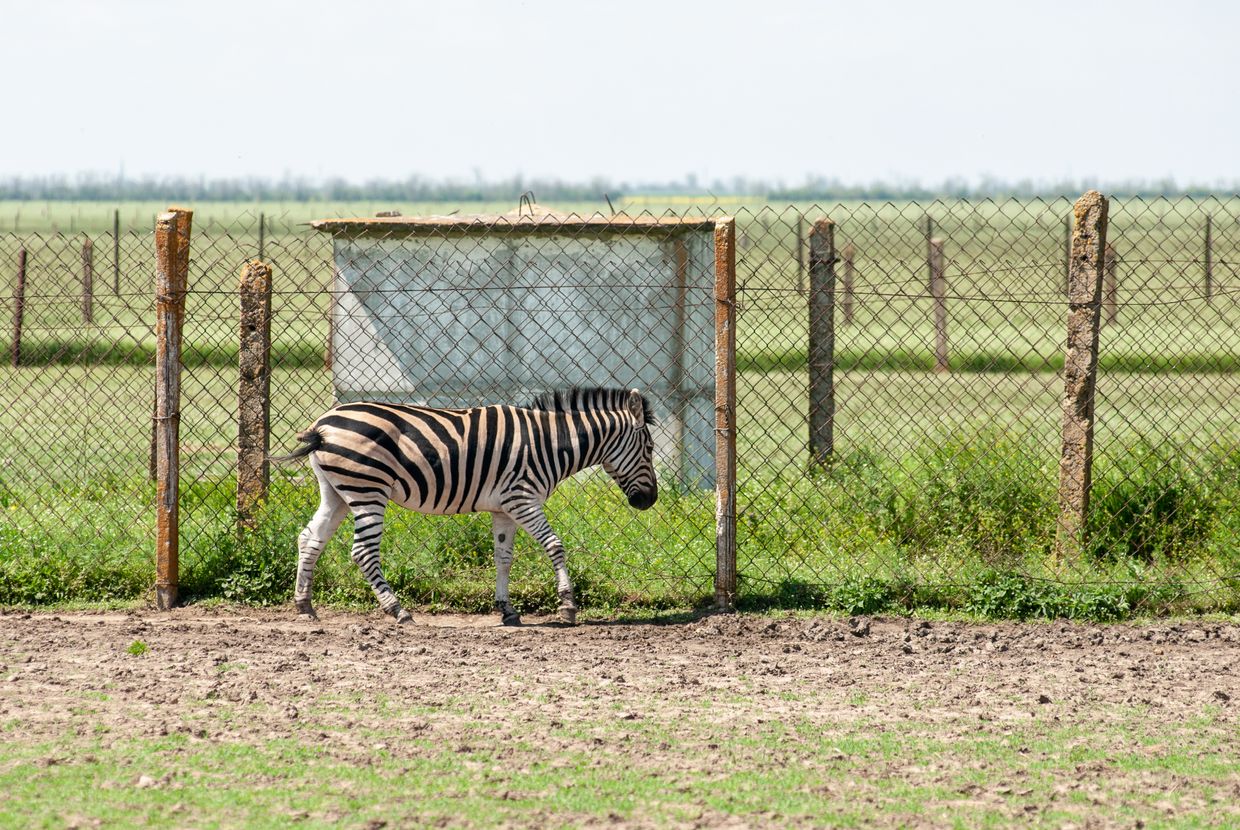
[[527, 386, 656, 426]]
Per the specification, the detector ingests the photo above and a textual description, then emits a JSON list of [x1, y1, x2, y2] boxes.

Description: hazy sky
[[4, 0, 1237, 186]]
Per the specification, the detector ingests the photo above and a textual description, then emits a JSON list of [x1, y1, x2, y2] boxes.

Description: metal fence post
[[1055, 191, 1108, 560], [155, 207, 192, 610], [1204, 215, 1213, 301], [113, 208, 121, 294], [81, 236, 94, 324], [238, 259, 272, 529], [930, 237, 949, 372], [841, 241, 855, 327], [1063, 215, 1072, 296], [258, 212, 266, 261], [11, 248, 26, 367], [925, 215, 934, 292], [808, 219, 836, 468], [1103, 242, 1118, 326], [714, 218, 737, 610], [794, 218, 804, 293]]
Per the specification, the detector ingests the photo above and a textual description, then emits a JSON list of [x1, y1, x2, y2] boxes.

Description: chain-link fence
[[1, 198, 1236, 615]]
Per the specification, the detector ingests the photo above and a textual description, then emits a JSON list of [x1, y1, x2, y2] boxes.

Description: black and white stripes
[[278, 387, 658, 625]]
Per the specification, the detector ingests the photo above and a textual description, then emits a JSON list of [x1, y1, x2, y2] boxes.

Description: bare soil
[[2, 607, 1239, 828]]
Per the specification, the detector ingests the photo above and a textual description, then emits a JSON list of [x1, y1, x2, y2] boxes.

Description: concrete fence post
[[237, 260, 273, 529], [930, 237, 949, 372], [1103, 242, 1118, 326], [11, 248, 26, 367], [841, 242, 856, 326], [81, 236, 94, 324], [714, 218, 738, 610], [808, 219, 836, 468], [155, 207, 193, 610], [1055, 191, 1109, 560]]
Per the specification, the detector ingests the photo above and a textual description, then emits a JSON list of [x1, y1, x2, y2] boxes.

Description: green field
[[0, 198, 1236, 617]]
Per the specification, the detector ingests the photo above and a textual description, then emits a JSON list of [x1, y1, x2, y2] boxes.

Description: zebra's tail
[[269, 428, 323, 464]]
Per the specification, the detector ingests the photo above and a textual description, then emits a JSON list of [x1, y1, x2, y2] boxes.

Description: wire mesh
[[0, 198, 1236, 612]]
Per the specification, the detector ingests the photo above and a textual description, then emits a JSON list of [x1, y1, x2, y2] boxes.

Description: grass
[[1, 699, 1235, 827], [1, 430, 1236, 620]]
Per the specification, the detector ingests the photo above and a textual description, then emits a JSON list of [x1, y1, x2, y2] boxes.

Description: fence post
[[1063, 215, 1071, 296], [112, 208, 121, 294], [1204, 215, 1213, 301], [714, 218, 737, 610], [258, 212, 266, 261], [155, 207, 193, 610], [794, 218, 804, 293], [841, 241, 855, 326], [808, 219, 835, 467], [1055, 191, 1108, 560], [930, 237, 949, 372], [1103, 242, 1118, 326], [81, 236, 94, 324], [325, 269, 336, 372], [11, 248, 25, 367], [238, 259, 272, 529], [925, 215, 934, 292]]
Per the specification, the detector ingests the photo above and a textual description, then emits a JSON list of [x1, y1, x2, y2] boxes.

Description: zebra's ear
[[626, 388, 645, 424]]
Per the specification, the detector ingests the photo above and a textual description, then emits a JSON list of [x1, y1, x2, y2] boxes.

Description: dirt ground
[[2, 607, 1239, 828]]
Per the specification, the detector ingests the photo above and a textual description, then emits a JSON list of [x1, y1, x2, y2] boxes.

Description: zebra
[[273, 386, 658, 626]]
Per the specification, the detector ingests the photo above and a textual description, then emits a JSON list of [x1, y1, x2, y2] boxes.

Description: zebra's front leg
[[491, 512, 521, 626], [349, 502, 412, 625], [509, 504, 577, 625]]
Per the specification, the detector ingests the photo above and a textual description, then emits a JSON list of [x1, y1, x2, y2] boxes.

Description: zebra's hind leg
[[508, 503, 577, 625], [348, 501, 412, 625], [295, 464, 349, 621], [491, 512, 520, 625]]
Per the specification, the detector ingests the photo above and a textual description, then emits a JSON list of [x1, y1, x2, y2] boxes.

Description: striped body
[[282, 387, 658, 624]]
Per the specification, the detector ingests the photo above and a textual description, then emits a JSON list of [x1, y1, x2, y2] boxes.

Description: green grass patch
[[1, 434, 1235, 621]]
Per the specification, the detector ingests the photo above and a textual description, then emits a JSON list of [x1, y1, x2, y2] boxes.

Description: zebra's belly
[[387, 487, 505, 516]]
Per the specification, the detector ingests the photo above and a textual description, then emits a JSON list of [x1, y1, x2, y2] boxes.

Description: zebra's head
[[602, 389, 658, 511]]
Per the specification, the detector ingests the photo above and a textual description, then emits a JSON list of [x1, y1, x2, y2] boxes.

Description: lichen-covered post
[[11, 248, 26, 367], [1103, 242, 1118, 326], [155, 207, 193, 610], [1056, 191, 1109, 560], [841, 241, 855, 326], [714, 218, 737, 610], [237, 259, 273, 529], [930, 237, 949, 372], [81, 236, 94, 324], [808, 219, 835, 467]]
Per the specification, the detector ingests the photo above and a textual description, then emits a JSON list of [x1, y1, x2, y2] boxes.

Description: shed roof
[[311, 206, 725, 237]]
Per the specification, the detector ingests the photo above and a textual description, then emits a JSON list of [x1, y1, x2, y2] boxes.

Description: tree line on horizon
[[0, 172, 1235, 202]]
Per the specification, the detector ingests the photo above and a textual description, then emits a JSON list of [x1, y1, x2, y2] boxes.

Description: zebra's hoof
[[295, 600, 317, 621], [394, 609, 414, 625], [558, 605, 578, 625], [501, 611, 522, 626]]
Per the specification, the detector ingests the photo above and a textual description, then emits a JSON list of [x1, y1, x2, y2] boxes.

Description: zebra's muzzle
[[628, 490, 657, 511]]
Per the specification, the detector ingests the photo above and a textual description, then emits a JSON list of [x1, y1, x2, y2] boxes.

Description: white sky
[[3, 0, 1237, 187]]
